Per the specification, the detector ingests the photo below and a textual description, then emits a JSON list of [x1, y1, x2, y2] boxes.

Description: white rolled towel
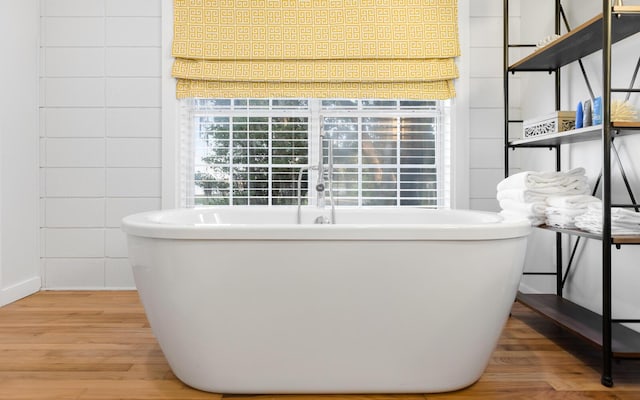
[[497, 167, 586, 191]]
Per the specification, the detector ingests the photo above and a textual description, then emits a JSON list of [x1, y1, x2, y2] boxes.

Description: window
[[181, 99, 450, 208]]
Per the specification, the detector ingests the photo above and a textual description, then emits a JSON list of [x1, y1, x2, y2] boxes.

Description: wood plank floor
[[1, 291, 639, 399]]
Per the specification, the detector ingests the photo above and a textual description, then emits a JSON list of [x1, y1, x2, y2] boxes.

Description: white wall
[[468, 0, 522, 212], [0, 1, 42, 304], [513, 0, 564, 293], [39, 0, 162, 289], [518, 0, 640, 330], [38, 0, 498, 289]]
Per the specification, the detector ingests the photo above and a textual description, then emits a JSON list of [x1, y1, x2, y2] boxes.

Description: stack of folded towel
[[497, 199, 547, 225], [545, 195, 600, 228], [497, 168, 590, 226], [575, 201, 640, 235]]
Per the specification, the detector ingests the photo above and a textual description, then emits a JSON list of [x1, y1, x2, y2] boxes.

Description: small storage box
[[523, 111, 576, 137]]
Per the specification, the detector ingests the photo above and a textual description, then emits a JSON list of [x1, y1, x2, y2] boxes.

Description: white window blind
[[181, 99, 450, 208]]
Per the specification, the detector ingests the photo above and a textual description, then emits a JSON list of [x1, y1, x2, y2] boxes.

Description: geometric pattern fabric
[[172, 0, 460, 99]]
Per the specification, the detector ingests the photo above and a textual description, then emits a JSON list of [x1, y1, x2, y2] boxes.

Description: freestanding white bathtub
[[122, 207, 530, 394]]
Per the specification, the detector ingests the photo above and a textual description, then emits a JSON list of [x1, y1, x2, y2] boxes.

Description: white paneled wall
[[40, 0, 162, 289], [468, 0, 521, 211], [0, 1, 41, 305], [38, 1, 510, 289]]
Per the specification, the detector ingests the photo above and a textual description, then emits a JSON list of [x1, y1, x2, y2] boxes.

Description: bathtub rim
[[121, 207, 531, 241]]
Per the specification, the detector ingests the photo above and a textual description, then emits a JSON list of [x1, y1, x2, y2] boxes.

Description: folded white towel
[[497, 182, 590, 203], [574, 221, 640, 235], [612, 208, 640, 224], [574, 211, 600, 225], [545, 207, 588, 218], [545, 215, 577, 229], [497, 168, 586, 191], [574, 202, 640, 234], [521, 180, 590, 195], [497, 189, 547, 203], [545, 204, 591, 229], [527, 167, 586, 183], [499, 199, 546, 217], [500, 210, 545, 226], [546, 194, 600, 209], [586, 202, 640, 223]]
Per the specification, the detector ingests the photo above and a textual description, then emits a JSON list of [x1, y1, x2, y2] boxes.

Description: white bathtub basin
[[122, 207, 530, 394]]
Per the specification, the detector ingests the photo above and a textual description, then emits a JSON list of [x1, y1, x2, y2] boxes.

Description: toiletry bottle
[[583, 100, 592, 127], [575, 102, 583, 129], [592, 96, 602, 125]]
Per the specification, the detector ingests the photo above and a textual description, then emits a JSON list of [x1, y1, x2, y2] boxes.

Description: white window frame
[[160, 0, 470, 210], [181, 99, 449, 208]]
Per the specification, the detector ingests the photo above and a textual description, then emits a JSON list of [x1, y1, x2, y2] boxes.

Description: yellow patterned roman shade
[[172, 0, 460, 99]]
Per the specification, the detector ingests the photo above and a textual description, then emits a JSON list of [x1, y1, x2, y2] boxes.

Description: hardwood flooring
[[0, 291, 639, 399]]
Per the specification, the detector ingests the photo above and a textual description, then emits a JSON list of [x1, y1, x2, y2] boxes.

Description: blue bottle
[[575, 102, 583, 129], [592, 96, 602, 125]]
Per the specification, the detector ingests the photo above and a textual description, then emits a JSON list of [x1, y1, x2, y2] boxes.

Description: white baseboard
[[42, 286, 137, 291], [0, 276, 41, 307]]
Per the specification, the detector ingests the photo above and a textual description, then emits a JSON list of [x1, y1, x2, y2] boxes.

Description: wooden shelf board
[[509, 10, 640, 72], [613, 5, 640, 14], [613, 121, 640, 129], [516, 292, 640, 358], [613, 236, 640, 244], [509, 122, 640, 147], [539, 225, 602, 240], [510, 126, 601, 146], [538, 225, 640, 244]]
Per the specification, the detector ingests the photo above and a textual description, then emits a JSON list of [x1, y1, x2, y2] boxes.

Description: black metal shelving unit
[[503, 1, 640, 387]]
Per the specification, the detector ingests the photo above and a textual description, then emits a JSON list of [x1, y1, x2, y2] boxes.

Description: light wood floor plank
[[0, 291, 639, 399]]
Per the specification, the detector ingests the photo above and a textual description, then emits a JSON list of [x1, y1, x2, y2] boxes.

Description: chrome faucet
[[296, 130, 336, 224], [327, 135, 335, 223], [296, 165, 310, 224], [315, 134, 327, 209], [317, 133, 336, 224]]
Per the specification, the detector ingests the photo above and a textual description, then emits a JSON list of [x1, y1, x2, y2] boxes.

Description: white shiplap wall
[[469, 0, 521, 212], [40, 0, 162, 289], [39, 0, 510, 288], [0, 2, 41, 305]]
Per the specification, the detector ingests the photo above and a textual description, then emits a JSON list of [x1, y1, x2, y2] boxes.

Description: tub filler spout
[[314, 215, 331, 224], [296, 133, 336, 224]]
